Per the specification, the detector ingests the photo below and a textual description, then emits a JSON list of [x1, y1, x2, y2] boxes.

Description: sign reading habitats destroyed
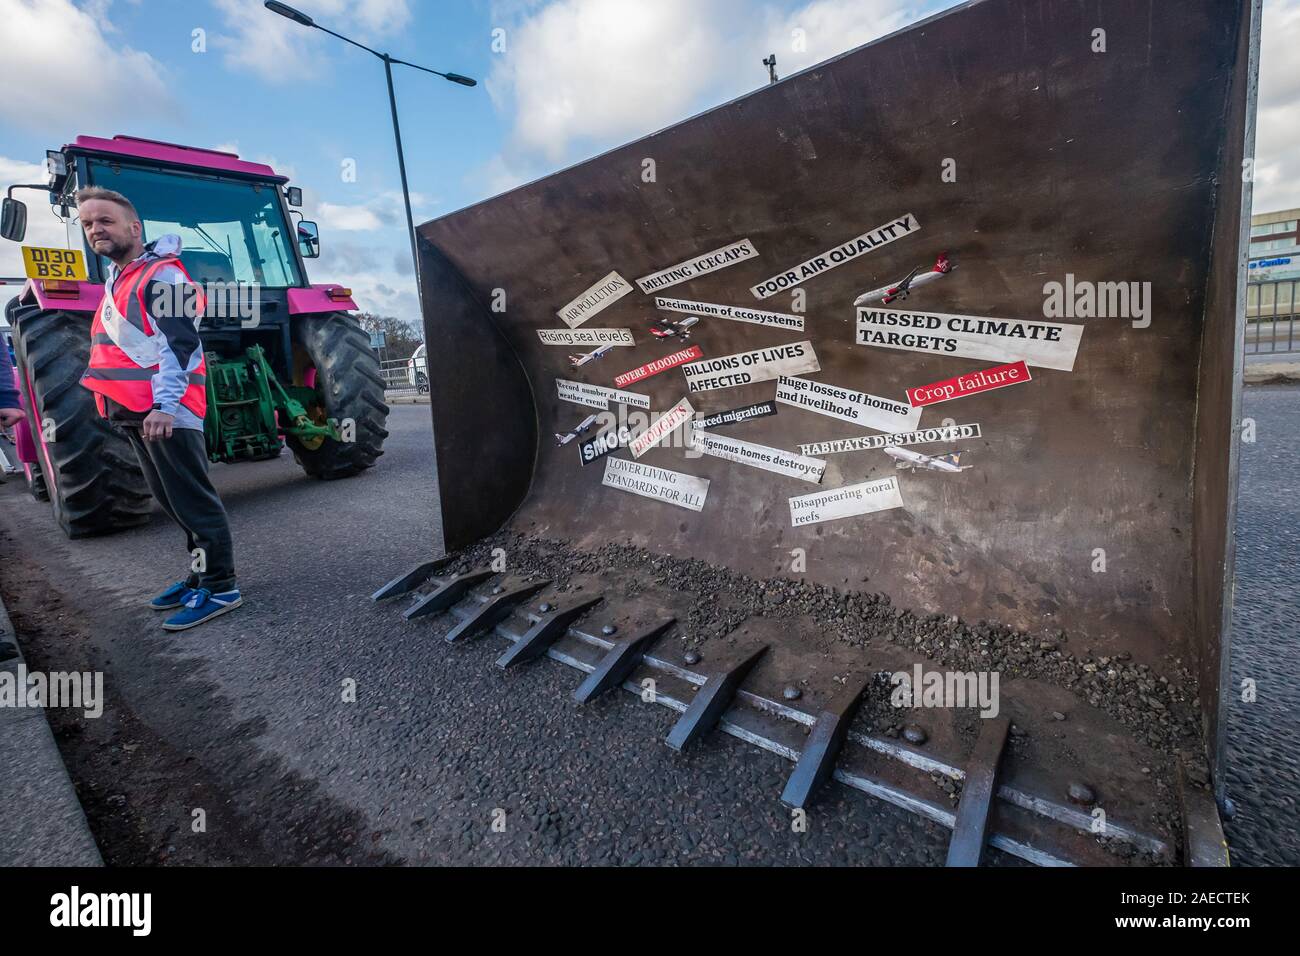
[[750, 214, 919, 299], [694, 401, 778, 430], [775, 376, 922, 432], [556, 378, 651, 409], [907, 361, 1031, 407], [855, 308, 1084, 371], [602, 457, 710, 512], [690, 429, 826, 483], [613, 345, 703, 389], [538, 328, 635, 346], [630, 396, 696, 458], [635, 239, 758, 293], [557, 271, 634, 328], [789, 477, 904, 526], [798, 423, 982, 456], [654, 296, 804, 331], [681, 341, 819, 392], [579, 425, 634, 465]]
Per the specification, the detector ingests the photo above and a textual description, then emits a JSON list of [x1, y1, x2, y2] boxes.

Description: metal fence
[[380, 358, 418, 396], [1246, 278, 1299, 355]]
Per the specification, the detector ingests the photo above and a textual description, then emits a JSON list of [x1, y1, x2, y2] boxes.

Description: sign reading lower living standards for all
[[690, 429, 826, 483], [799, 423, 982, 456], [630, 396, 695, 458], [855, 309, 1084, 371], [775, 376, 922, 432], [556, 378, 651, 409], [635, 238, 758, 294], [906, 361, 1031, 407], [750, 213, 919, 299], [613, 345, 702, 389], [654, 296, 804, 331], [602, 457, 710, 511], [537, 328, 636, 346], [557, 271, 634, 328], [789, 476, 904, 527], [681, 341, 820, 392]]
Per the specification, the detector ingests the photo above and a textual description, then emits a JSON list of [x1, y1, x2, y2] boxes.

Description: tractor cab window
[[85, 161, 303, 287]]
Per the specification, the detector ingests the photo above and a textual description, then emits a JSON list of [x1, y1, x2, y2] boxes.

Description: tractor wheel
[[288, 312, 389, 479], [10, 307, 152, 537], [25, 457, 49, 502]]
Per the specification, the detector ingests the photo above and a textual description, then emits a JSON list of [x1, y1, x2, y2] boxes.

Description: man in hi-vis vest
[[77, 187, 241, 631]]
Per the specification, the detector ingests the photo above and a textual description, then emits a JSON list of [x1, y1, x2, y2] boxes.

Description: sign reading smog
[[789, 477, 904, 526], [635, 239, 758, 294], [750, 214, 919, 299], [557, 271, 634, 328], [602, 457, 710, 511], [681, 341, 819, 392], [775, 376, 922, 432], [855, 308, 1084, 371]]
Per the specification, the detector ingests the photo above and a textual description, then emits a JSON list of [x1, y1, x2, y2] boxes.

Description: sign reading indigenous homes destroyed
[[557, 271, 634, 328], [556, 378, 651, 409], [635, 239, 758, 293], [579, 425, 635, 465], [654, 296, 804, 331], [799, 423, 982, 456], [681, 341, 819, 392], [789, 477, 904, 526], [602, 457, 710, 512], [775, 376, 922, 432], [907, 361, 1031, 407], [538, 328, 635, 346], [750, 213, 920, 299], [630, 396, 696, 458], [690, 429, 826, 483], [613, 345, 702, 389], [855, 308, 1084, 371], [695, 401, 777, 430]]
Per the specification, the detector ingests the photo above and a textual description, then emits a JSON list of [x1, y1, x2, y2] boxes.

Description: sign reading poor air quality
[[750, 214, 919, 299]]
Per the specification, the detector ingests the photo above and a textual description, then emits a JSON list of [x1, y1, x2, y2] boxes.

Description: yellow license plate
[[21, 245, 87, 281]]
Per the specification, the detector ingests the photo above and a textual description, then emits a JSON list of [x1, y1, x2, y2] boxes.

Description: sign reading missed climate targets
[[690, 429, 826, 484], [557, 271, 634, 328], [855, 309, 1084, 371], [602, 457, 710, 512], [654, 296, 804, 331], [750, 214, 919, 299], [775, 376, 921, 432], [538, 328, 635, 346], [799, 423, 982, 457], [789, 477, 904, 527], [630, 396, 695, 458], [681, 341, 819, 392], [635, 239, 758, 294], [556, 378, 651, 409]]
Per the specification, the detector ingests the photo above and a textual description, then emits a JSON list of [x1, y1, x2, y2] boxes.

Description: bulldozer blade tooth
[[945, 715, 1010, 867], [371, 556, 457, 601], [573, 618, 675, 704], [403, 568, 494, 621], [665, 645, 769, 752], [444, 579, 550, 644], [496, 595, 604, 669], [780, 675, 870, 810]]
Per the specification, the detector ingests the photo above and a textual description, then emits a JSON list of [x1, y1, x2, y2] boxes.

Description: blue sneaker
[[149, 580, 196, 610], [162, 588, 242, 631]]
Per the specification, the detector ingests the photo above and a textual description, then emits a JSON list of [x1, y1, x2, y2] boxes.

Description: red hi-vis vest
[[81, 255, 208, 419]]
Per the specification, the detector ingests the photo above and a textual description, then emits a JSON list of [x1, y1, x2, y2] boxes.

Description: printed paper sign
[[636, 238, 758, 294], [579, 425, 635, 465], [690, 429, 826, 483], [556, 378, 651, 409], [695, 401, 777, 430], [789, 477, 904, 527], [557, 271, 634, 328], [630, 396, 695, 458], [907, 361, 1031, 407], [654, 296, 804, 331], [681, 341, 819, 393], [775, 376, 921, 432], [613, 345, 702, 389], [798, 423, 982, 456], [750, 214, 919, 299], [538, 328, 635, 346], [855, 308, 1084, 371], [602, 457, 710, 512]]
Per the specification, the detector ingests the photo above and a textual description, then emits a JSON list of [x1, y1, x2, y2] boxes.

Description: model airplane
[[854, 254, 953, 307], [555, 414, 600, 446], [885, 447, 971, 472], [568, 343, 617, 368], [649, 315, 700, 340]]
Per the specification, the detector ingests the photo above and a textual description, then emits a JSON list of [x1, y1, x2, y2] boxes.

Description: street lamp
[[264, 1, 476, 285]]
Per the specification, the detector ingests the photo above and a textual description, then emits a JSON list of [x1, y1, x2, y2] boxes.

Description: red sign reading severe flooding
[[614, 345, 703, 389], [906, 360, 1032, 407]]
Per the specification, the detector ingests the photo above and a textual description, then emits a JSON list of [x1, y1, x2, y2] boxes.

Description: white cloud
[[309, 189, 435, 231], [1254, 0, 1300, 213]]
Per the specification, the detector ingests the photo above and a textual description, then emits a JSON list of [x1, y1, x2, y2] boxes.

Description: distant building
[[1249, 208, 1300, 282]]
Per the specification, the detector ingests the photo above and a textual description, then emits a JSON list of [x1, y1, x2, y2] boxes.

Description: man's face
[[78, 198, 141, 261]]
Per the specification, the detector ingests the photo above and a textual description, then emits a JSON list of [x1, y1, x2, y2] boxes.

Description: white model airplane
[[854, 254, 953, 307], [650, 315, 699, 340], [568, 342, 617, 368], [885, 447, 971, 472], [555, 414, 600, 446]]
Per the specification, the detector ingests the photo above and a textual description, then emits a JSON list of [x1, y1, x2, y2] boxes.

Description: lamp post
[[264, 1, 476, 285]]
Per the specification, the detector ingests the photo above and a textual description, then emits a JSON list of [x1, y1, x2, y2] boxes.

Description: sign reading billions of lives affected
[[602, 457, 709, 512], [681, 342, 819, 392], [855, 308, 1084, 371], [630, 396, 695, 458], [557, 271, 634, 328], [654, 296, 804, 331], [635, 239, 758, 294], [556, 378, 650, 409], [613, 345, 702, 389], [750, 214, 919, 299], [775, 376, 922, 432], [690, 429, 826, 484], [537, 328, 635, 346], [790, 477, 904, 526]]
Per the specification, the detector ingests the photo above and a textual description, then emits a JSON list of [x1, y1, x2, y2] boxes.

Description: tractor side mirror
[[296, 220, 320, 258], [0, 198, 27, 242], [286, 186, 303, 207]]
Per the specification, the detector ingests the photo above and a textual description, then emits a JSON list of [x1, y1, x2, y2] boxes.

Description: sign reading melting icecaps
[[855, 309, 1084, 371], [602, 457, 710, 512], [750, 214, 920, 299], [654, 296, 804, 331], [613, 345, 702, 389], [775, 376, 922, 432], [635, 239, 759, 294], [557, 271, 634, 328], [556, 378, 651, 409], [694, 401, 777, 430], [681, 342, 819, 392], [789, 476, 904, 526], [798, 423, 982, 456], [538, 328, 635, 346], [690, 429, 826, 483], [630, 396, 696, 458]]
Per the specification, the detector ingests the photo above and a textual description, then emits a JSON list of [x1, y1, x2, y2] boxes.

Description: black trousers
[[124, 427, 237, 593]]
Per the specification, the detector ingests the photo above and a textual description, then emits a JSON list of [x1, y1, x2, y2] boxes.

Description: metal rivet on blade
[[539, 603, 553, 613], [601, 624, 617, 636], [782, 686, 802, 701], [684, 651, 700, 665], [903, 725, 928, 745], [1068, 782, 1096, 805]]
